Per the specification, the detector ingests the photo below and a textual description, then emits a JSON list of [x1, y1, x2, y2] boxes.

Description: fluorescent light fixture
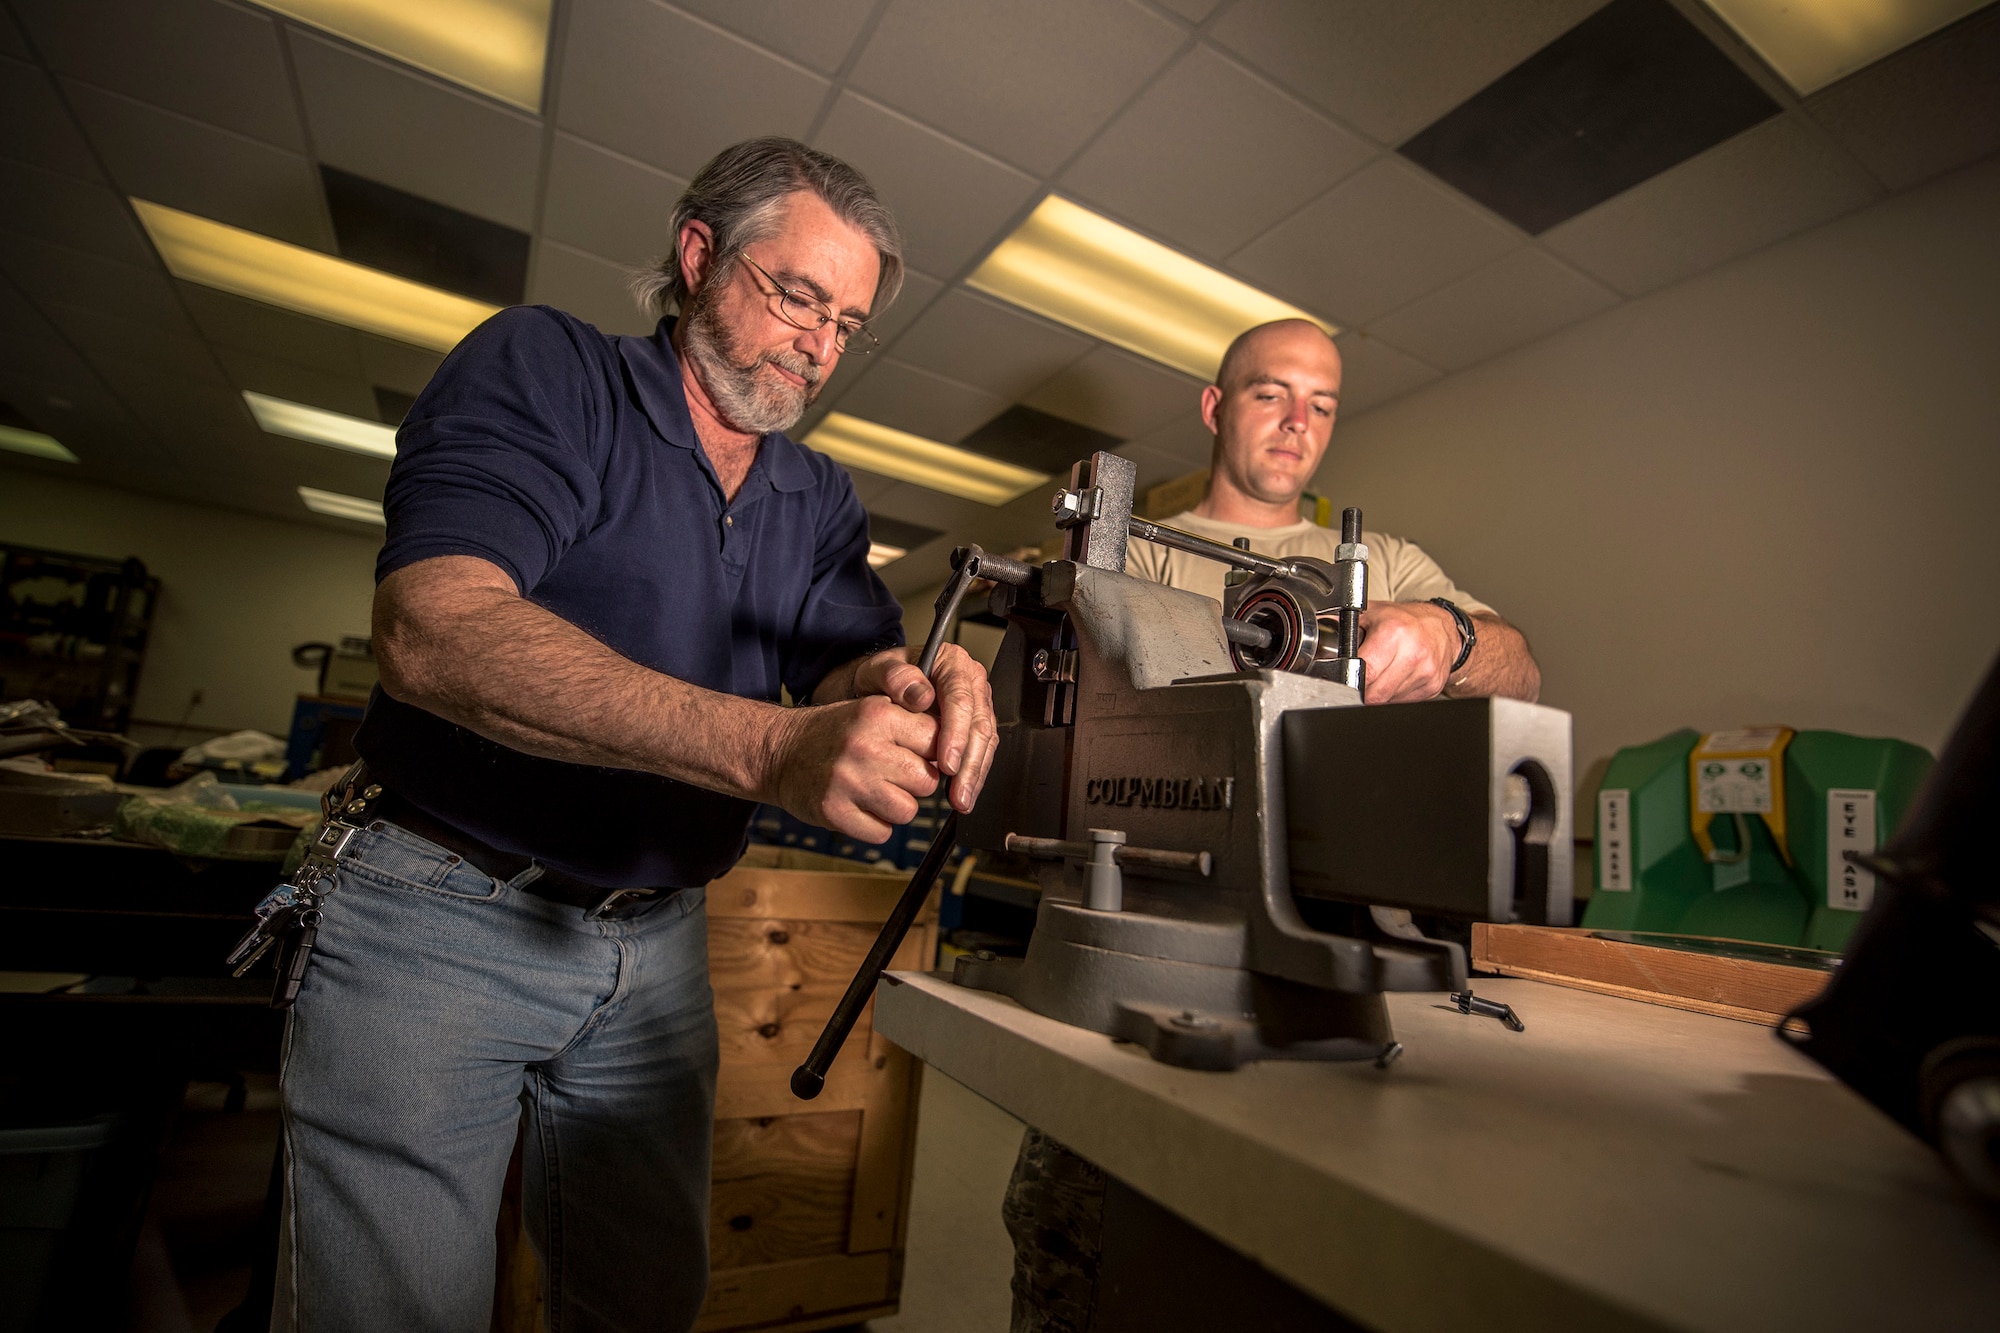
[[967, 195, 1334, 382], [253, 0, 552, 110], [299, 486, 386, 524], [0, 424, 78, 463], [804, 413, 1049, 507], [866, 542, 907, 569], [1701, 0, 1989, 94], [245, 391, 398, 460], [133, 199, 500, 353]]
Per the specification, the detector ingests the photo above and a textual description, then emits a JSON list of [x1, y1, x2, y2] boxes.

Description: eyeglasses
[[739, 254, 878, 355]]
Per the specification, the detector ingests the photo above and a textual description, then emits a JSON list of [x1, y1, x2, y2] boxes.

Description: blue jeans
[[273, 818, 719, 1332]]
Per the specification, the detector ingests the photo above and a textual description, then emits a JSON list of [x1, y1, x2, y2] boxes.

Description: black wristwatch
[[1428, 597, 1476, 674]]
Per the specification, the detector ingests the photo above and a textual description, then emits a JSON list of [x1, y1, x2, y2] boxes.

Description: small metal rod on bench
[[1005, 833, 1213, 876], [792, 545, 997, 1102]]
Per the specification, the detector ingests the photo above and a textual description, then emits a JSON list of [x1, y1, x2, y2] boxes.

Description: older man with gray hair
[[267, 138, 996, 1332]]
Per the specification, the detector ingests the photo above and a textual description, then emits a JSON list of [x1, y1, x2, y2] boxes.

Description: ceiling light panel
[[804, 413, 1050, 506], [1701, 0, 1990, 95], [254, 0, 552, 111], [299, 486, 386, 524], [967, 196, 1335, 382], [245, 392, 399, 459], [0, 425, 79, 463], [133, 199, 500, 353], [866, 542, 907, 569]]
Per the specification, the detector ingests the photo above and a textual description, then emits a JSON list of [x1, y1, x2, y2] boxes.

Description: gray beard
[[681, 284, 822, 435]]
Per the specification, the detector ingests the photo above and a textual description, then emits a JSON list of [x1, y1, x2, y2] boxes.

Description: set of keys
[[225, 888, 326, 1007], [226, 767, 377, 1009]]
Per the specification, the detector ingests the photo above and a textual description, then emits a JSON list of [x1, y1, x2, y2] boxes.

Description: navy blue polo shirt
[[353, 306, 905, 889]]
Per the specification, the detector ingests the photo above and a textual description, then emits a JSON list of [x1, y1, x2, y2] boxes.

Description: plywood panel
[[694, 1252, 897, 1333], [847, 1045, 920, 1253], [711, 1110, 862, 1269], [710, 870, 920, 923], [709, 916, 883, 989], [714, 984, 870, 1067]]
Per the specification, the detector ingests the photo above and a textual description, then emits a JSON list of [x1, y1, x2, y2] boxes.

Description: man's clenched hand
[[1355, 601, 1460, 704], [851, 644, 997, 814], [768, 643, 998, 842], [765, 695, 942, 842]]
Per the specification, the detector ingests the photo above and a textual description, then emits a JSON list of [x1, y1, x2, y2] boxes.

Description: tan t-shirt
[[1126, 510, 1495, 616]]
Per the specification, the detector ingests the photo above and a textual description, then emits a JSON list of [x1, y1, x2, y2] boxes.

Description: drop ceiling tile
[[1399, 0, 1780, 236], [291, 33, 543, 230], [179, 285, 364, 374], [62, 81, 332, 249], [0, 360, 125, 438], [822, 358, 1008, 445], [544, 135, 688, 268], [893, 290, 1092, 402], [864, 269, 944, 349], [839, 465, 898, 507], [527, 240, 656, 337], [1230, 156, 1521, 325], [867, 479, 990, 535], [86, 356, 244, 449], [1541, 112, 1885, 297], [356, 336, 446, 398], [558, 0, 828, 179], [45, 299, 221, 383], [1329, 330, 1440, 416], [0, 159, 152, 265], [1121, 411, 1215, 471], [216, 346, 378, 420], [849, 0, 1184, 175], [268, 435, 396, 497], [1806, 6, 2000, 193], [1209, 0, 1610, 146], [1023, 344, 1205, 440], [0, 329, 109, 399], [0, 57, 102, 180], [666, 0, 878, 74], [13, 0, 303, 151], [1114, 442, 1198, 493], [1155, 0, 1225, 21], [0, 232, 182, 332], [1063, 46, 1375, 259], [1368, 247, 1618, 371], [0, 276, 56, 340], [0, 9, 29, 59], [813, 93, 1040, 277]]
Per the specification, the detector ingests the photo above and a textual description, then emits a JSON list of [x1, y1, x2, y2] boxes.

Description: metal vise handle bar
[[1005, 833, 1212, 877], [791, 545, 1030, 1101]]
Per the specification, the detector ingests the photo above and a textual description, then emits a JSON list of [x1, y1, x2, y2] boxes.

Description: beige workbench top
[[873, 971, 2000, 1333]]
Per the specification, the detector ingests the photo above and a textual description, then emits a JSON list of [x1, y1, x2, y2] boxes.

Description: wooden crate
[[495, 846, 936, 1333]]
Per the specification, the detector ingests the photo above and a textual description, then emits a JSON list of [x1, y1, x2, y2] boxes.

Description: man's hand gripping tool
[[790, 544, 1034, 1100]]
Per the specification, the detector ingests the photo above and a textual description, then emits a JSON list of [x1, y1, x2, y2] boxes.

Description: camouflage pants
[[1002, 1129, 1107, 1333]]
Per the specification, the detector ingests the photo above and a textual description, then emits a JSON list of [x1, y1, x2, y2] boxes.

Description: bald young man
[[1127, 318, 1540, 703]]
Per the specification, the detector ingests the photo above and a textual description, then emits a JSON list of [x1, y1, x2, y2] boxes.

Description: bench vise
[[948, 451, 1574, 1069]]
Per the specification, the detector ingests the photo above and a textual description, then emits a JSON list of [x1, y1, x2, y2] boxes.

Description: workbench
[[874, 971, 2000, 1333]]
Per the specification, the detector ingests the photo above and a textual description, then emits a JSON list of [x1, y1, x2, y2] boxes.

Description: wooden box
[[496, 846, 936, 1333]]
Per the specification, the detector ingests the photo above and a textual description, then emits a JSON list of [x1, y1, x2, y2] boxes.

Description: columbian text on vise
[[1083, 776, 1235, 811]]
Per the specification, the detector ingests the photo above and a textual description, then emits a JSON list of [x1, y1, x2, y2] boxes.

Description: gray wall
[[0, 470, 380, 737], [1314, 152, 2000, 774]]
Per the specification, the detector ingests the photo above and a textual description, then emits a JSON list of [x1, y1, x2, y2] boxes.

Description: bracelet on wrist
[[1428, 597, 1476, 674]]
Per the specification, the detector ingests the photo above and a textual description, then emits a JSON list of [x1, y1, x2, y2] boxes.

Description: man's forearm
[[373, 562, 789, 801], [1443, 613, 1541, 703]]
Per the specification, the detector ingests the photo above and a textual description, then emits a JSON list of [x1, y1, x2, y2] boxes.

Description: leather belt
[[369, 789, 662, 919]]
